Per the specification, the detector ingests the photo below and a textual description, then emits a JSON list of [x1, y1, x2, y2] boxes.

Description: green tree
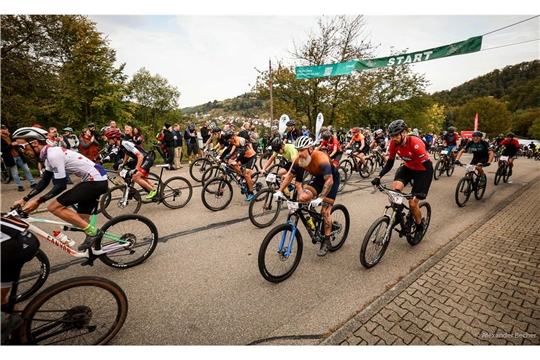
[[528, 117, 540, 140], [454, 97, 511, 138]]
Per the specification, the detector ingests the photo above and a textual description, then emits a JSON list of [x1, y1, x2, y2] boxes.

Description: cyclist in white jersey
[[11, 127, 109, 251]]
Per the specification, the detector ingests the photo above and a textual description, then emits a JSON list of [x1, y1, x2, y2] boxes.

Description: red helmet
[[104, 127, 122, 139], [351, 127, 360, 134]]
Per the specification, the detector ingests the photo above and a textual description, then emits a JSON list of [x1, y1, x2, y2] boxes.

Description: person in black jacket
[[162, 123, 175, 170], [1, 125, 37, 191]]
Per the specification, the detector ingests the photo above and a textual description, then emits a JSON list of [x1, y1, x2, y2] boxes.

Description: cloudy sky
[[6, 2, 540, 110]]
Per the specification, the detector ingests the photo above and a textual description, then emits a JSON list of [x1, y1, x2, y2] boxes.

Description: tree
[[454, 97, 511, 138]]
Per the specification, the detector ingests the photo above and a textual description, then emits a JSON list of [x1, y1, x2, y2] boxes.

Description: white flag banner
[[279, 114, 289, 135], [315, 113, 324, 138]]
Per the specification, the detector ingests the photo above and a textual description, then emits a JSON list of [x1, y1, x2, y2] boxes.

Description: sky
[[4, 2, 539, 111]]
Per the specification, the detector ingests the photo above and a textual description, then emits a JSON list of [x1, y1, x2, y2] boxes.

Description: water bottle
[[53, 230, 76, 248], [306, 216, 315, 230]]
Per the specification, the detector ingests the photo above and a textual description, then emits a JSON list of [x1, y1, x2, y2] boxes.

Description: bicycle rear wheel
[[258, 223, 303, 283], [1, 164, 11, 184], [201, 178, 233, 211], [359, 158, 374, 178], [160, 176, 193, 209], [98, 214, 159, 268], [407, 202, 431, 246], [189, 158, 211, 182], [201, 165, 222, 187], [18, 276, 128, 345], [15, 249, 50, 303], [100, 185, 142, 220], [455, 178, 471, 207], [433, 160, 444, 180], [329, 204, 350, 252], [360, 216, 391, 269], [248, 188, 282, 228]]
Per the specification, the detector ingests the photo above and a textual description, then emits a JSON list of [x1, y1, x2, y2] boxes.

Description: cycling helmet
[[448, 126, 455, 133], [63, 127, 74, 132], [374, 129, 383, 135], [104, 127, 123, 139], [211, 126, 222, 133], [506, 132, 515, 138], [271, 137, 284, 152], [387, 119, 408, 136], [286, 120, 296, 127], [351, 127, 360, 134], [322, 131, 333, 141], [498, 134, 504, 137], [294, 135, 315, 150], [222, 129, 234, 141], [12, 127, 49, 142], [472, 131, 483, 138], [271, 125, 278, 131]]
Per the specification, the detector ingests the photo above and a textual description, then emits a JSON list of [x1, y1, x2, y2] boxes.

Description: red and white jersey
[[388, 135, 431, 171], [43, 146, 107, 182]]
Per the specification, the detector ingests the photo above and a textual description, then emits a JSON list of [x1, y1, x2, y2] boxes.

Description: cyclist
[[442, 126, 460, 162], [103, 128, 158, 200], [315, 130, 343, 166], [454, 131, 493, 185], [345, 127, 369, 173], [261, 137, 305, 197], [370, 129, 389, 164], [499, 132, 520, 176], [226, 131, 258, 201], [273, 136, 340, 257], [371, 119, 433, 244], [284, 120, 302, 144], [11, 127, 109, 251]]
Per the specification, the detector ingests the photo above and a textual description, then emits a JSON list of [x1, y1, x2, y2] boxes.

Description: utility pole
[[269, 59, 274, 122]]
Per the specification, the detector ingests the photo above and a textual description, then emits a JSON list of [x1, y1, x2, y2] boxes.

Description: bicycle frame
[[277, 200, 323, 256]]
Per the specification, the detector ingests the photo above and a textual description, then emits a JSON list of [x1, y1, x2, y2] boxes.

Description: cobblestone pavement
[[323, 177, 540, 345]]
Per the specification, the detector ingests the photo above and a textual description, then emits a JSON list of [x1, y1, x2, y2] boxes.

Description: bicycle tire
[[407, 201, 431, 246], [201, 165, 223, 187], [494, 164, 504, 185], [338, 159, 354, 181], [149, 149, 157, 161], [201, 178, 233, 211], [259, 152, 272, 169], [100, 185, 142, 220], [266, 163, 282, 176], [328, 204, 350, 252], [359, 158, 373, 178], [248, 188, 282, 228], [502, 164, 510, 183], [433, 160, 444, 180], [455, 177, 471, 207], [336, 166, 347, 193], [160, 176, 193, 209], [189, 158, 212, 183], [258, 223, 303, 283], [15, 249, 50, 303], [433, 150, 440, 161], [18, 276, 128, 345], [446, 162, 455, 177], [98, 214, 159, 268], [1, 165, 11, 184], [474, 176, 487, 200], [360, 216, 391, 269]]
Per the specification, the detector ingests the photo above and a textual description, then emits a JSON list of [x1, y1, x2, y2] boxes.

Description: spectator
[[62, 127, 79, 152], [79, 128, 99, 162], [238, 122, 250, 141], [87, 123, 100, 145], [172, 123, 183, 169], [201, 120, 211, 152], [197, 126, 205, 158], [132, 126, 144, 148], [162, 123, 175, 170], [184, 123, 199, 164], [1, 124, 37, 191], [250, 125, 260, 154], [47, 126, 66, 148]]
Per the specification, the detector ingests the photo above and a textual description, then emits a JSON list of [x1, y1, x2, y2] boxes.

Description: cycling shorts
[[394, 161, 433, 200], [284, 161, 306, 183], [445, 146, 457, 152], [57, 180, 109, 214], [304, 170, 339, 205]]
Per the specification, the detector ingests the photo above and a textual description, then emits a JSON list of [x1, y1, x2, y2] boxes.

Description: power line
[[481, 38, 540, 52], [482, 15, 539, 37]]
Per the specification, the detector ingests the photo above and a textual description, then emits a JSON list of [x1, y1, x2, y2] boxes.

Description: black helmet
[[448, 126, 455, 134], [322, 131, 333, 141], [286, 120, 296, 127], [387, 119, 408, 136], [506, 132, 515, 138], [472, 131, 483, 138], [222, 129, 234, 141], [271, 137, 284, 152]]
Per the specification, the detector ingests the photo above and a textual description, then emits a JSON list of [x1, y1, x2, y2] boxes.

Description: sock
[[83, 224, 98, 236]]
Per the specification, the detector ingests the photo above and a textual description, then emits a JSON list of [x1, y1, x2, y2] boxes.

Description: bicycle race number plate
[[466, 164, 476, 172], [287, 201, 299, 213], [120, 169, 128, 178], [266, 173, 276, 183], [388, 191, 403, 205], [440, 150, 448, 155], [500, 156, 509, 161]]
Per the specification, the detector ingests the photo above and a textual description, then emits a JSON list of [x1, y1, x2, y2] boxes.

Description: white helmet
[[12, 127, 49, 142], [294, 136, 315, 150]]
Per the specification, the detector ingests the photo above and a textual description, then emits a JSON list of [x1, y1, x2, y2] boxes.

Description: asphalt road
[[2, 154, 539, 346]]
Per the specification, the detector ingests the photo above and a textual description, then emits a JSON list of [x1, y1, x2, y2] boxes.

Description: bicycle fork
[[278, 220, 298, 258]]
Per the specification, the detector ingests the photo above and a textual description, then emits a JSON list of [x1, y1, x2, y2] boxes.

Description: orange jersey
[[291, 150, 333, 178]]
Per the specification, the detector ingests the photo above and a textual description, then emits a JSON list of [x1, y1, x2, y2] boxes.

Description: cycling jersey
[[387, 135, 430, 171], [121, 140, 149, 159], [291, 150, 339, 203], [319, 137, 342, 154], [272, 143, 298, 161], [373, 136, 387, 150], [465, 140, 490, 164], [443, 133, 459, 147], [500, 138, 520, 156], [43, 146, 107, 182]]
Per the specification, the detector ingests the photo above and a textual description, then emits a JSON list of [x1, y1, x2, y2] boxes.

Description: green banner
[[295, 36, 483, 79]]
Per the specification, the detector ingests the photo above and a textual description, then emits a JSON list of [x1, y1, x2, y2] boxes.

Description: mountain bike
[[433, 149, 456, 180], [189, 146, 219, 182], [259, 145, 274, 169], [494, 155, 511, 185], [148, 141, 169, 163], [200, 159, 261, 188], [258, 196, 350, 283], [359, 185, 431, 269], [339, 149, 374, 180], [201, 162, 264, 211], [2, 270, 128, 345], [1, 155, 12, 184], [5, 205, 158, 302], [100, 164, 192, 219], [429, 143, 442, 161], [454, 163, 487, 207], [367, 147, 386, 171]]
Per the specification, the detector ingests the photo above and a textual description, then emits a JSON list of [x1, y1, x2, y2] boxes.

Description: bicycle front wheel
[[160, 176, 193, 209], [15, 249, 50, 303], [100, 185, 142, 220], [360, 216, 391, 269], [98, 214, 159, 268], [201, 178, 233, 211], [18, 276, 128, 345], [1, 165, 11, 184], [339, 160, 353, 181], [201, 165, 222, 187], [494, 164, 503, 185], [189, 158, 211, 182], [455, 177, 471, 207], [336, 166, 347, 193], [329, 204, 350, 252], [258, 223, 303, 283], [359, 158, 374, 178], [474, 176, 487, 200], [248, 188, 282, 228], [433, 160, 444, 180]]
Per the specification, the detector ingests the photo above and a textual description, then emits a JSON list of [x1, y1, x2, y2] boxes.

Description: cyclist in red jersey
[[371, 119, 433, 244], [315, 130, 343, 166], [499, 132, 520, 176]]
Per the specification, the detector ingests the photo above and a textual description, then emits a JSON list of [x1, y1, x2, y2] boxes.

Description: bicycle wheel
[[149, 149, 157, 161], [328, 204, 350, 252], [248, 188, 282, 228], [98, 214, 159, 268], [455, 178, 472, 207], [474, 176, 487, 200], [359, 158, 373, 178], [360, 216, 391, 269], [259, 152, 272, 169], [336, 166, 347, 193], [433, 150, 440, 161], [494, 164, 504, 185], [407, 201, 431, 246], [159, 176, 193, 209], [201, 165, 222, 187], [189, 158, 211, 183], [446, 162, 455, 177], [502, 164, 510, 183], [258, 223, 303, 283], [433, 160, 444, 180], [338, 160, 353, 181], [201, 178, 233, 211], [1, 164, 11, 184], [15, 249, 50, 303], [266, 164, 282, 176], [100, 185, 142, 220], [18, 276, 128, 345]]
